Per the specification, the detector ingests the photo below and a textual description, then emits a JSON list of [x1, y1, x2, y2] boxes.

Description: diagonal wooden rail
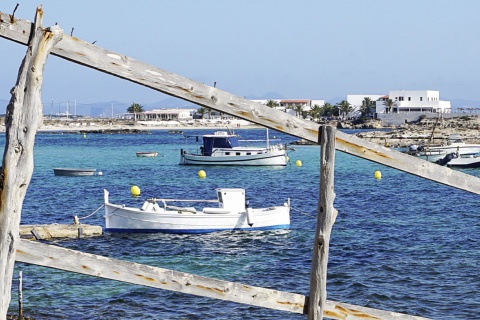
[[16, 239, 430, 320], [1, 11, 480, 195]]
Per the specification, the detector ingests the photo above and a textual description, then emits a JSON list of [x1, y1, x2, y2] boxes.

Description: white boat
[[179, 130, 291, 166], [53, 168, 97, 176], [136, 151, 158, 157], [436, 152, 480, 168], [103, 188, 290, 234], [409, 135, 480, 162]]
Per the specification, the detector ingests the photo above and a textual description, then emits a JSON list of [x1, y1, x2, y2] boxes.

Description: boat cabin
[[202, 131, 239, 156], [216, 188, 246, 213]]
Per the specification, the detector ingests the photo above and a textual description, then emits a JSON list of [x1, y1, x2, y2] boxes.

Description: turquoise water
[[6, 129, 480, 319]]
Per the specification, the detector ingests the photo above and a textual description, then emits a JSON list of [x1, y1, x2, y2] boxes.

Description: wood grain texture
[[308, 126, 337, 319], [0, 6, 63, 317], [17, 239, 431, 319]]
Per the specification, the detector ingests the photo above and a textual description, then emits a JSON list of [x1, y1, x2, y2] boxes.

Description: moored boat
[[103, 188, 290, 233], [179, 130, 291, 166], [136, 151, 158, 157], [436, 152, 480, 168], [53, 168, 97, 176], [408, 134, 480, 162]]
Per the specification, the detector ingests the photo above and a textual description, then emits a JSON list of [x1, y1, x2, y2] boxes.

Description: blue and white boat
[[409, 134, 480, 162], [435, 152, 480, 168], [179, 130, 290, 166], [103, 188, 290, 234]]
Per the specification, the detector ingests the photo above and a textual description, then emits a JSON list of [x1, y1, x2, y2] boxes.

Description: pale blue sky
[[1, 0, 480, 112]]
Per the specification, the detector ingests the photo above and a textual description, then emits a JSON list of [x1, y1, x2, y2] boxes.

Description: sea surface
[[5, 128, 479, 320]]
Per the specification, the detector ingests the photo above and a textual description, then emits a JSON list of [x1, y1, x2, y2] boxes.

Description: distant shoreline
[[35, 124, 263, 133], [2, 116, 480, 148]]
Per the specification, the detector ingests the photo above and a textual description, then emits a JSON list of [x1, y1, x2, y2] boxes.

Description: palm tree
[[266, 99, 279, 108], [360, 97, 373, 119], [292, 104, 304, 118], [127, 102, 144, 121], [383, 99, 396, 114], [321, 102, 335, 118], [127, 102, 144, 113], [310, 104, 322, 122], [336, 100, 353, 120], [197, 107, 207, 119]]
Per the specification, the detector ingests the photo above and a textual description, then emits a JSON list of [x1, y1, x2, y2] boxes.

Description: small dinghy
[[136, 152, 158, 157], [53, 168, 97, 176]]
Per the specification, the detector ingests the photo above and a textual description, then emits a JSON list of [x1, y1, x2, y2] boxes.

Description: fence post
[[0, 6, 63, 317], [308, 125, 337, 319]]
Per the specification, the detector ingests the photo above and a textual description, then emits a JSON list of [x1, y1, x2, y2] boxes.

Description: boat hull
[[136, 152, 158, 157], [104, 203, 290, 234], [446, 156, 480, 168], [180, 149, 288, 166], [416, 145, 480, 162], [53, 168, 96, 176]]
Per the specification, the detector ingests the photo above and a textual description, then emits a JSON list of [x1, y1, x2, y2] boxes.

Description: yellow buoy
[[296, 160, 302, 167], [198, 170, 206, 178], [374, 171, 382, 179], [83, 133, 86, 138], [131, 185, 141, 196]]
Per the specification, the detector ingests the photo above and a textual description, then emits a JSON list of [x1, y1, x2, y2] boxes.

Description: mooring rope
[[77, 204, 105, 220], [290, 206, 316, 218]]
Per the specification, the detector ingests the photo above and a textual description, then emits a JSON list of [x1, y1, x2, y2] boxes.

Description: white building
[[124, 108, 196, 121], [375, 90, 451, 114]]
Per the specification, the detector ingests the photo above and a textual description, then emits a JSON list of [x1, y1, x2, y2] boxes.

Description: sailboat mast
[[266, 128, 270, 148]]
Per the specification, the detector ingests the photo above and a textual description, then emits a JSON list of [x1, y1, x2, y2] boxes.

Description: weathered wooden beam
[[19, 223, 102, 239], [16, 239, 430, 320], [308, 126, 337, 319], [0, 6, 63, 317], [1, 11, 480, 195]]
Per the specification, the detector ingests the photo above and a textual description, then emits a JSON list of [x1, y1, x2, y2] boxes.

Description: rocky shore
[[3, 115, 479, 149], [352, 116, 480, 148], [291, 115, 480, 147]]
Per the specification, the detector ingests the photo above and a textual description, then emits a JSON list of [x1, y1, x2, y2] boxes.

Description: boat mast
[[266, 128, 270, 148]]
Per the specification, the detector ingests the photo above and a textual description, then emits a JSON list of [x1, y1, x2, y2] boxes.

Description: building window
[[408, 97, 411, 101], [420, 97, 423, 101]]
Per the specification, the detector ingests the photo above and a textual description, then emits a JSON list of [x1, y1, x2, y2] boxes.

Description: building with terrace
[[375, 90, 451, 114]]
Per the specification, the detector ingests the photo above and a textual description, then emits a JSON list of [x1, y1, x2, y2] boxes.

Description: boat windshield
[[203, 136, 240, 156]]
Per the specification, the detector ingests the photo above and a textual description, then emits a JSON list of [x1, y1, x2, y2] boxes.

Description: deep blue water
[[5, 128, 480, 319]]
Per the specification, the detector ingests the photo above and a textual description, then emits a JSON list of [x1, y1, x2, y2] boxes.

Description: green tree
[[127, 102, 144, 113], [321, 102, 335, 117], [310, 104, 322, 121], [292, 104, 304, 117], [197, 107, 207, 119], [360, 97, 374, 118], [336, 100, 353, 120], [266, 99, 279, 108], [383, 98, 396, 114]]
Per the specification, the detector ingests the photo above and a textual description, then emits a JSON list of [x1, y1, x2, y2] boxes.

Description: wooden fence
[[1, 5, 476, 319]]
